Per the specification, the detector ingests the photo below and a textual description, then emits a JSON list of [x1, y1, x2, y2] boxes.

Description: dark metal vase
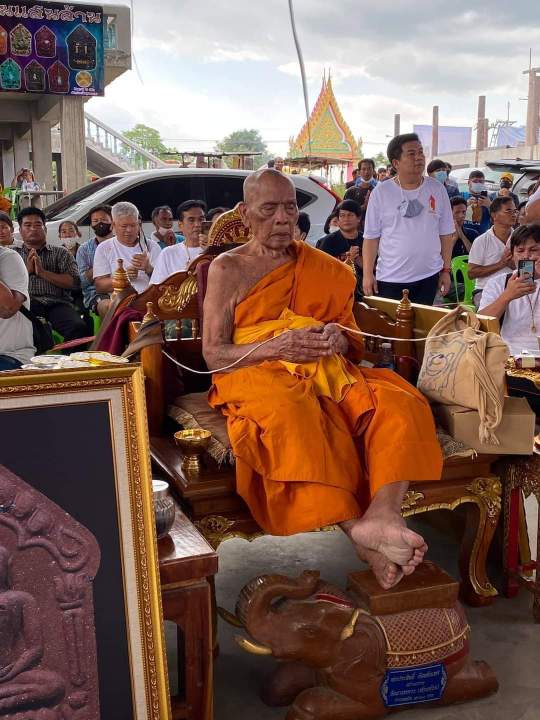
[[152, 480, 175, 539]]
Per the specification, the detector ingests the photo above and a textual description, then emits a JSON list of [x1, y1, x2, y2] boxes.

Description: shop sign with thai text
[[0, 2, 104, 96]]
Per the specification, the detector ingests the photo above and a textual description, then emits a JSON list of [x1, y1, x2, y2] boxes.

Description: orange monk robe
[[208, 242, 443, 536]]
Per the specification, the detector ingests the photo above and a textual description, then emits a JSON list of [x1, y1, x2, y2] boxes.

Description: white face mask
[[157, 226, 171, 236], [470, 181, 486, 194]]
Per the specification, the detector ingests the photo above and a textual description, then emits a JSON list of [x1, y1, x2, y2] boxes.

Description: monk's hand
[[322, 323, 349, 355], [276, 326, 334, 362]]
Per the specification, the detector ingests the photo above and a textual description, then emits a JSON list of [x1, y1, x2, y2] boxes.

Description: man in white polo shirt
[[150, 200, 205, 285], [363, 133, 455, 305], [468, 196, 515, 308], [93, 201, 161, 296]]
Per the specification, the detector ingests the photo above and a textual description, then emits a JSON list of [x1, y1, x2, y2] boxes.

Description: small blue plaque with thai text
[[380, 663, 447, 708]]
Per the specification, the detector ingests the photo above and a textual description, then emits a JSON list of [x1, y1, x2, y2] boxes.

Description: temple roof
[[289, 74, 359, 162]]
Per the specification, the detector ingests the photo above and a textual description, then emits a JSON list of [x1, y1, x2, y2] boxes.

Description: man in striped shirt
[[15, 207, 87, 341]]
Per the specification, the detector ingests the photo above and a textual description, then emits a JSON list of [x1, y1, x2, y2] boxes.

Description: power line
[[160, 137, 389, 145], [288, 0, 312, 167]]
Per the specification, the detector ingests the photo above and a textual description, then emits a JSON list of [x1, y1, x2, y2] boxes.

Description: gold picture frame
[[0, 364, 170, 720]]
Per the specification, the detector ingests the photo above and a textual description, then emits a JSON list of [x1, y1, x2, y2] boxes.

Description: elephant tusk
[[235, 635, 272, 655], [217, 606, 245, 628], [340, 608, 361, 641]]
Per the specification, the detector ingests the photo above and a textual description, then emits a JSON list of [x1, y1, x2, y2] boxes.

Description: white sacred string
[[161, 325, 480, 376]]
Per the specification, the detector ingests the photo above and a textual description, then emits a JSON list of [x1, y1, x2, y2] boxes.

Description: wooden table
[[158, 508, 218, 720]]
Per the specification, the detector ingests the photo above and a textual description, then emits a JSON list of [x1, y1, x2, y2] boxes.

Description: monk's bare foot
[[343, 512, 427, 567], [360, 547, 403, 589]]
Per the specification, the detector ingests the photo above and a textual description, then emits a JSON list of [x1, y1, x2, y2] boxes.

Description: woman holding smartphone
[[479, 224, 540, 355]]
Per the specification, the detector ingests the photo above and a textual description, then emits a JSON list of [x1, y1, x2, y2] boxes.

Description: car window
[[202, 176, 245, 210], [514, 172, 540, 199], [202, 175, 314, 211], [296, 188, 315, 209], [109, 177, 194, 220], [45, 176, 121, 220]]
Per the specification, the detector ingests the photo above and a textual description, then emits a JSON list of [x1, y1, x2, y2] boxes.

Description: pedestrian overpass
[[84, 112, 168, 176]]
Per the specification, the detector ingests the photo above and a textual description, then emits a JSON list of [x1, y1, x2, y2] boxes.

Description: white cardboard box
[[434, 396, 535, 455]]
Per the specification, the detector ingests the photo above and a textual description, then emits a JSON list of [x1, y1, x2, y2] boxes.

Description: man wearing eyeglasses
[[468, 196, 517, 308]]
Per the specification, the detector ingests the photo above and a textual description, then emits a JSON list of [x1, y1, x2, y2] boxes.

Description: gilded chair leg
[[503, 484, 521, 599], [534, 508, 540, 623], [458, 497, 499, 607]]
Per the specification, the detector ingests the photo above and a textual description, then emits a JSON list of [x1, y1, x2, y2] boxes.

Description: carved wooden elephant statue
[[229, 570, 498, 720]]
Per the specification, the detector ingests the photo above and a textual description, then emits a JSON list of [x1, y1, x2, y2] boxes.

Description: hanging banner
[[0, 2, 104, 96]]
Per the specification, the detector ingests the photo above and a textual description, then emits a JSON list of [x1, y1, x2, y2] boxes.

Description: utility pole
[[475, 95, 487, 167], [431, 105, 439, 158], [523, 66, 540, 152]]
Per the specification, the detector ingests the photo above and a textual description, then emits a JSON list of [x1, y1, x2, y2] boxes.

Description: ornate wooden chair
[[122, 275, 503, 608]]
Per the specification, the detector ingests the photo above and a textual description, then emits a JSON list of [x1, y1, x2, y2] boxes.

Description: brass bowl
[[174, 429, 212, 472]]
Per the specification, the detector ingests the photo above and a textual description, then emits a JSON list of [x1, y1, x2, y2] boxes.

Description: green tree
[[215, 129, 269, 169], [373, 151, 389, 167], [124, 124, 168, 156]]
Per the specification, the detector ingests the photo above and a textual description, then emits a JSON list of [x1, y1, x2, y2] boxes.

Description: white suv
[[40, 168, 339, 247]]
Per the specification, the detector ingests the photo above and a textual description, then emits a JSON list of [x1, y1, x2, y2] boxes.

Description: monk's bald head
[[243, 169, 295, 205], [239, 168, 299, 251]]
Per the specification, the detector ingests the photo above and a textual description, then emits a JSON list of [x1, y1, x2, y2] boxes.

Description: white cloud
[[278, 61, 368, 84], [87, 70, 293, 154], [204, 47, 269, 63], [88, 0, 540, 159]]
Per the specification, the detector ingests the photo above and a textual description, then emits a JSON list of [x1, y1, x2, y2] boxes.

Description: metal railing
[[84, 112, 168, 171]]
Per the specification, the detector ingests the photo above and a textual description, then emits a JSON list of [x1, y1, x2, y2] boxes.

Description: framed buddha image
[[0, 365, 171, 720]]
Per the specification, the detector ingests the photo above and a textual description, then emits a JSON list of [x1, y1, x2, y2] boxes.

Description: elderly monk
[[203, 169, 443, 589]]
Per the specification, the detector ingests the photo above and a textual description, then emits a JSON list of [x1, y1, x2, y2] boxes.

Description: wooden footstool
[[158, 508, 218, 720]]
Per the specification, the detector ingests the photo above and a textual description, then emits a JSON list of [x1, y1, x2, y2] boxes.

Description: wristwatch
[[441, 267, 451, 273]]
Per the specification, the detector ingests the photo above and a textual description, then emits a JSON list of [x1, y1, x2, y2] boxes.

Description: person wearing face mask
[[363, 133, 455, 305], [462, 170, 491, 234], [426, 159, 460, 199], [93, 201, 161, 297], [58, 220, 81, 257], [76, 204, 114, 318], [490, 172, 519, 207], [354, 158, 378, 189], [150, 205, 182, 249]]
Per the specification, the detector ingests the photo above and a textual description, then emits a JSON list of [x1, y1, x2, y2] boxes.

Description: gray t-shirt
[[0, 247, 34, 364]]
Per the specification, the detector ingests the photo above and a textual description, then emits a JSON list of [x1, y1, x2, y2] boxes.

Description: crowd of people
[[315, 132, 540, 358], [1, 130, 540, 370], [0, 199, 230, 369]]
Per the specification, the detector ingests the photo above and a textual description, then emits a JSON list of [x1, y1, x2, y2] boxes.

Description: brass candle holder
[[174, 429, 212, 473]]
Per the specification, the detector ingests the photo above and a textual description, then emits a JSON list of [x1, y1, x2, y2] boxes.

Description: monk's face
[[241, 173, 299, 251]]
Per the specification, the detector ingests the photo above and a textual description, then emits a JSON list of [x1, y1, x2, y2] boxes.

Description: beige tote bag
[[417, 306, 509, 445]]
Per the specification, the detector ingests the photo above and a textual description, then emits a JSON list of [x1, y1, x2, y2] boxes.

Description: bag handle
[[464, 332, 503, 444]]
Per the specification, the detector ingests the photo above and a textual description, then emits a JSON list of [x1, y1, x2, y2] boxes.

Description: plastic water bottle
[[375, 342, 395, 370]]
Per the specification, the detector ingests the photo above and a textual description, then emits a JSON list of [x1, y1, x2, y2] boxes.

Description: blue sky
[[88, 0, 540, 158]]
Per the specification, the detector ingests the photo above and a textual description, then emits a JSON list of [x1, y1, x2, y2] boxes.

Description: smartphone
[[518, 259, 535, 283], [201, 220, 213, 236]]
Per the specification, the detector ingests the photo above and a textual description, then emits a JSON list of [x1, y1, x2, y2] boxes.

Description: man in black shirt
[[317, 199, 363, 296], [345, 168, 359, 189]]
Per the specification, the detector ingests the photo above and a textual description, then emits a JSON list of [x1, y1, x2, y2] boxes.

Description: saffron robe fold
[[208, 242, 443, 535]]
